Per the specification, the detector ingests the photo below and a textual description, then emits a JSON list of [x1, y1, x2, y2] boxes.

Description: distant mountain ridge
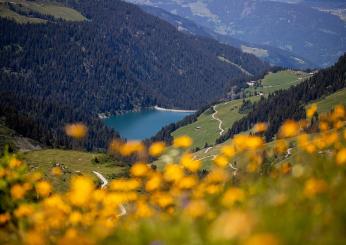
[[0, 0, 269, 149], [126, 0, 346, 68], [141, 5, 317, 69]]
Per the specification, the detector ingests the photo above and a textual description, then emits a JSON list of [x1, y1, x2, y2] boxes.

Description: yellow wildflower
[[336, 148, 346, 166], [246, 136, 264, 149], [11, 184, 26, 200], [278, 120, 300, 138], [304, 178, 328, 198], [331, 105, 345, 120], [149, 142, 165, 157], [214, 155, 228, 168], [319, 121, 329, 131], [130, 162, 150, 177], [221, 187, 245, 206], [9, 158, 22, 168], [178, 176, 197, 189], [245, 233, 280, 245], [0, 168, 5, 178], [24, 230, 45, 245], [152, 192, 174, 208], [145, 173, 162, 192], [135, 201, 153, 218], [184, 200, 208, 218], [0, 213, 10, 224], [69, 211, 82, 225], [69, 176, 94, 206], [306, 103, 317, 119], [36, 181, 52, 197], [51, 167, 62, 177], [173, 135, 192, 148], [120, 141, 144, 156], [210, 210, 254, 240], [274, 140, 288, 154], [14, 204, 34, 218], [253, 122, 268, 133], [221, 144, 236, 158], [65, 123, 88, 139], [110, 179, 140, 191], [163, 163, 184, 182], [180, 153, 201, 172]]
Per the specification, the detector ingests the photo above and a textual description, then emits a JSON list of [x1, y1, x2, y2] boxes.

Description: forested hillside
[[0, 0, 269, 150], [217, 54, 346, 143]]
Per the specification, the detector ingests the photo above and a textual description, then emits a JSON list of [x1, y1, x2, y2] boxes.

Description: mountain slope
[[218, 53, 346, 143], [140, 4, 317, 69], [0, 0, 269, 149], [126, 0, 346, 67]]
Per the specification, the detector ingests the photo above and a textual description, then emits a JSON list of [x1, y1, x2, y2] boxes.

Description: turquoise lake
[[104, 109, 192, 140]]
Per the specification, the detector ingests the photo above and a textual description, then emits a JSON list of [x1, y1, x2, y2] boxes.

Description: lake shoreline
[[154, 105, 197, 113], [98, 105, 196, 119]]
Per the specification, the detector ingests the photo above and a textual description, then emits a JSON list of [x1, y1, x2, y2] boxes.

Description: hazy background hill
[[141, 5, 317, 69], [0, 0, 268, 149], [126, 0, 346, 68]]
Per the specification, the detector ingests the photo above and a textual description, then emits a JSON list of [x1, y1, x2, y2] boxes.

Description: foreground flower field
[[1, 105, 346, 244]]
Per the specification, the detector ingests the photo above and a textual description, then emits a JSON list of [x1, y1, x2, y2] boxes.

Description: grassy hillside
[[314, 87, 346, 113], [171, 70, 309, 150], [245, 70, 310, 96], [190, 87, 346, 169], [0, 0, 86, 23], [21, 149, 128, 192]]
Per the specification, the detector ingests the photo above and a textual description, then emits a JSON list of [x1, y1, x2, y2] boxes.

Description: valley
[[0, 1, 346, 244]]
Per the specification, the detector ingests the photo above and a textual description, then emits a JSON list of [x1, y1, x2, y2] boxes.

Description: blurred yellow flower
[[304, 178, 328, 198], [336, 148, 346, 166], [221, 187, 245, 206], [135, 201, 153, 218], [110, 179, 140, 191], [152, 192, 174, 208], [0, 168, 5, 178], [173, 135, 192, 148], [274, 140, 288, 154], [214, 155, 228, 168], [221, 144, 236, 158], [65, 123, 88, 139], [245, 233, 280, 245], [246, 136, 264, 149], [36, 181, 52, 197], [306, 103, 317, 119], [51, 167, 62, 177], [210, 210, 254, 240], [11, 184, 26, 200], [278, 120, 300, 138], [253, 122, 268, 133], [145, 173, 162, 192], [9, 158, 22, 168], [130, 162, 150, 177], [332, 105, 345, 120], [180, 153, 201, 172], [178, 176, 197, 189], [69, 211, 82, 225], [120, 141, 144, 156], [149, 142, 165, 157], [319, 121, 329, 131], [24, 230, 45, 245], [184, 200, 208, 218], [0, 213, 10, 224], [164, 163, 184, 182], [69, 176, 94, 206], [14, 204, 34, 218]]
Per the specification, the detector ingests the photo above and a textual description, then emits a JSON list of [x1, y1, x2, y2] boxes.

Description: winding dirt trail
[[212, 105, 224, 136], [93, 171, 127, 217]]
